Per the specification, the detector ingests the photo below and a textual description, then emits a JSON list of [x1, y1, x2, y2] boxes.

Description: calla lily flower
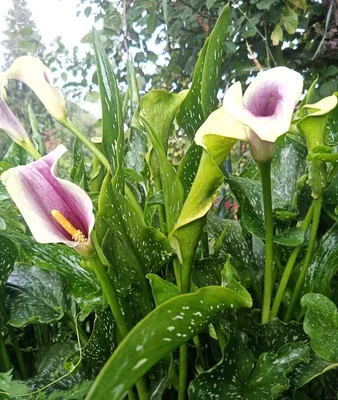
[[1, 145, 95, 254], [196, 67, 303, 162], [0, 88, 29, 144], [2, 56, 67, 122], [302, 95, 337, 116]]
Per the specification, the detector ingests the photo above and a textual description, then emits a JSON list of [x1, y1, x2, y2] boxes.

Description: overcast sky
[[0, 0, 97, 58], [0, 0, 103, 114]]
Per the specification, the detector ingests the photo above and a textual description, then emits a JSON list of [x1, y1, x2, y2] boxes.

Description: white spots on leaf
[[132, 358, 148, 370]]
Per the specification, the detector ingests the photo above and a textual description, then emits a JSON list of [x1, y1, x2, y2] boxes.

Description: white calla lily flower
[[2, 56, 67, 122], [196, 66, 303, 162]]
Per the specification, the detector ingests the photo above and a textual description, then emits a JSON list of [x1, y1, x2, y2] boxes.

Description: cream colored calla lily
[[196, 67, 304, 162], [302, 95, 337, 116], [2, 56, 67, 122]]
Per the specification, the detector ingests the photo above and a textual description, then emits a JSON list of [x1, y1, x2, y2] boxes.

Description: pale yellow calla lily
[[302, 95, 337, 116], [195, 107, 248, 149], [2, 56, 67, 122]]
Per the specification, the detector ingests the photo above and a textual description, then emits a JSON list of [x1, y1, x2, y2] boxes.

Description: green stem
[[21, 138, 41, 160], [65, 317, 88, 346], [259, 161, 274, 324], [0, 333, 11, 372], [62, 119, 112, 173], [154, 173, 166, 234], [173, 258, 181, 290], [89, 253, 148, 400], [202, 231, 209, 258], [178, 257, 193, 400], [0, 295, 28, 379], [178, 343, 189, 400], [193, 335, 207, 370], [285, 196, 323, 322], [270, 202, 315, 319], [214, 322, 227, 354], [89, 254, 129, 337]]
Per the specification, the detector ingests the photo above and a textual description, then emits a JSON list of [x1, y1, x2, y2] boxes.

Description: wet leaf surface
[[86, 286, 252, 400]]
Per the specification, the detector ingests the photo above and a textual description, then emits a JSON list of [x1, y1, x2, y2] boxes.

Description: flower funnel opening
[[51, 210, 88, 245]]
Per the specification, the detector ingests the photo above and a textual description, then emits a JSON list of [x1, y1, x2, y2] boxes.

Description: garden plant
[[1, 3, 338, 399]]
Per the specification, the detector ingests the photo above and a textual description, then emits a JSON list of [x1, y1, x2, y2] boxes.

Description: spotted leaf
[[86, 285, 252, 400], [189, 332, 309, 400]]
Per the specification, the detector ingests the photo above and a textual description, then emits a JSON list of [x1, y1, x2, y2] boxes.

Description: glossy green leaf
[[27, 342, 81, 390], [141, 118, 185, 232], [302, 293, 338, 362], [291, 350, 338, 389], [71, 138, 89, 191], [96, 175, 173, 292], [125, 128, 147, 174], [92, 27, 123, 190], [83, 308, 115, 370], [6, 264, 69, 327], [239, 315, 308, 357], [126, 58, 140, 116], [47, 381, 92, 400], [86, 286, 252, 400], [2, 231, 99, 309], [190, 331, 309, 399], [147, 274, 180, 306], [0, 370, 29, 398], [227, 175, 305, 246], [201, 3, 231, 117], [140, 90, 186, 152], [3, 143, 32, 166], [301, 224, 338, 298], [178, 142, 202, 198], [177, 4, 231, 139], [0, 235, 18, 288], [271, 135, 307, 211]]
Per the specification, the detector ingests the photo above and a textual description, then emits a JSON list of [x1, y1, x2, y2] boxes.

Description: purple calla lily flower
[[1, 145, 95, 254], [0, 88, 29, 144], [196, 66, 303, 161]]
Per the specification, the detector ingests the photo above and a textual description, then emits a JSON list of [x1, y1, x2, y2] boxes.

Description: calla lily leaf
[[6, 264, 69, 327], [189, 331, 309, 400], [177, 3, 232, 139], [302, 293, 338, 362], [86, 285, 252, 400], [0, 235, 18, 288], [96, 174, 173, 294], [92, 28, 124, 189], [140, 90, 187, 152]]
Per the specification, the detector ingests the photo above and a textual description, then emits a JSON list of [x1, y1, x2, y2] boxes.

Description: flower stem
[[21, 139, 41, 160], [178, 343, 189, 400], [62, 119, 112, 173], [178, 257, 193, 400], [258, 160, 274, 324], [270, 202, 314, 319], [0, 333, 11, 372], [285, 196, 323, 322], [192, 335, 207, 370], [65, 316, 88, 346], [89, 253, 148, 400], [89, 254, 128, 337]]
